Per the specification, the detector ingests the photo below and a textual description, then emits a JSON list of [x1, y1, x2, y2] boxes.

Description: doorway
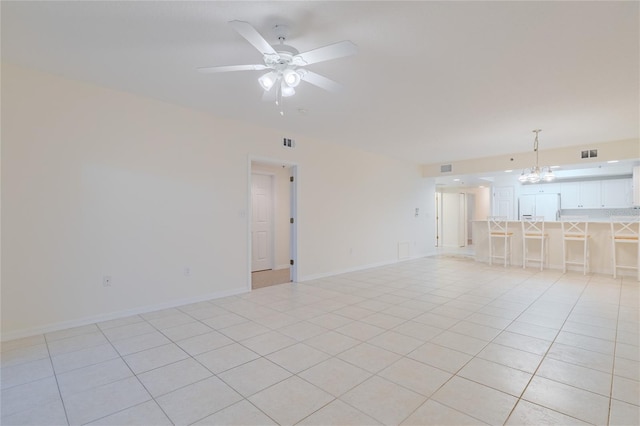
[[249, 160, 297, 289]]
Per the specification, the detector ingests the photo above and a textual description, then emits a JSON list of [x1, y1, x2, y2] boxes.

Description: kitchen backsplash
[[560, 207, 640, 220]]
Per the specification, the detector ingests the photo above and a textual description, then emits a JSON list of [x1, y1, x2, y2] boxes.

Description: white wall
[[251, 162, 291, 269], [1, 63, 434, 339]]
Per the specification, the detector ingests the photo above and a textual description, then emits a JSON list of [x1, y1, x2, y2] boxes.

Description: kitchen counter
[[473, 220, 639, 277]]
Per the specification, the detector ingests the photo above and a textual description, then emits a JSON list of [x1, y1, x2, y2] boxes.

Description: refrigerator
[[519, 193, 561, 221]]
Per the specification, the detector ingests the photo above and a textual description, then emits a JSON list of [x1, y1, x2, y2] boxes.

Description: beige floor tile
[[97, 315, 144, 331], [137, 358, 212, 397], [612, 375, 640, 405], [195, 342, 260, 374], [51, 343, 120, 374], [110, 331, 171, 356], [360, 313, 407, 329], [238, 330, 296, 356], [217, 358, 291, 397], [407, 342, 472, 373], [277, 321, 328, 341], [1, 344, 50, 368], [161, 321, 212, 342], [379, 357, 452, 397], [45, 324, 100, 342], [506, 321, 559, 341], [476, 343, 542, 373], [202, 313, 250, 330], [393, 321, 443, 341], [341, 375, 426, 425], [522, 376, 610, 425], [546, 342, 614, 373], [64, 376, 151, 425], [335, 321, 385, 341], [304, 331, 360, 356], [0, 398, 68, 426], [493, 331, 552, 356], [609, 399, 640, 426], [88, 400, 172, 425], [307, 313, 354, 329], [1, 357, 54, 389], [333, 305, 377, 320], [57, 358, 133, 398], [266, 343, 330, 373], [464, 312, 511, 330], [448, 321, 502, 341], [123, 343, 189, 374], [47, 332, 109, 357], [430, 331, 488, 356], [249, 376, 333, 425], [367, 331, 423, 355], [506, 399, 590, 425], [299, 357, 372, 397], [616, 341, 640, 362], [339, 343, 402, 373], [457, 357, 532, 397], [218, 321, 271, 341], [401, 399, 487, 425], [101, 322, 156, 342], [256, 312, 299, 330], [1, 335, 46, 353], [0, 376, 61, 418], [536, 357, 612, 396], [555, 330, 615, 355], [562, 320, 617, 341], [193, 400, 277, 425], [298, 399, 381, 425], [147, 312, 196, 330], [381, 305, 423, 320], [431, 376, 517, 425], [176, 330, 234, 356], [156, 376, 242, 425], [615, 357, 640, 381]]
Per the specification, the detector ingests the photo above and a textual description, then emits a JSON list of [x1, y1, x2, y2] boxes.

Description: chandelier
[[518, 129, 555, 183]]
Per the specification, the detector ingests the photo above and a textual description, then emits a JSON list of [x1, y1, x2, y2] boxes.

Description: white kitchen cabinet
[[561, 178, 633, 209], [601, 179, 633, 208], [561, 181, 600, 208]]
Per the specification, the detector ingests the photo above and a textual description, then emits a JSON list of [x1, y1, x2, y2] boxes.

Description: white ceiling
[[2, 1, 638, 164]]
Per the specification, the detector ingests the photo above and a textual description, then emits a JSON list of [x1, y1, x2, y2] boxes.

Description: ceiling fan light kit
[[197, 20, 357, 115], [518, 129, 556, 184]]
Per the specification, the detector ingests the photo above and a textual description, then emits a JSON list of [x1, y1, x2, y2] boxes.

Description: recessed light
[[607, 160, 619, 163], [479, 185, 485, 188], [504, 170, 513, 173], [550, 165, 560, 169], [453, 179, 460, 182]]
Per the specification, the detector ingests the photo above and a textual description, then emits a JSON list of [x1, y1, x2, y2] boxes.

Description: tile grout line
[[43, 333, 71, 426]]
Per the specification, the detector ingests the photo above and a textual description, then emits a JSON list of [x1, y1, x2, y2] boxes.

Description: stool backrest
[[522, 216, 545, 236], [561, 215, 589, 237], [610, 216, 639, 240], [487, 216, 509, 235]]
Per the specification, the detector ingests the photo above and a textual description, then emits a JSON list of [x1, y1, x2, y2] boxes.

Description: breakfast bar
[[473, 220, 639, 278]]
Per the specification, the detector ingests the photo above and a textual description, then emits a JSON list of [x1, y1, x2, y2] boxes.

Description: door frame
[[248, 156, 299, 291]]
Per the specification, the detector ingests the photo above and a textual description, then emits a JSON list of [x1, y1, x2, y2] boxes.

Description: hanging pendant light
[[518, 129, 555, 184]]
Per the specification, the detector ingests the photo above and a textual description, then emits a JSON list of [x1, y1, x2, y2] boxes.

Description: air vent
[[283, 138, 295, 149], [581, 149, 597, 159], [440, 164, 452, 173]]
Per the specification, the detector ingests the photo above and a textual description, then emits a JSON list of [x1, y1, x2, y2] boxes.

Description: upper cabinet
[[560, 178, 633, 209]]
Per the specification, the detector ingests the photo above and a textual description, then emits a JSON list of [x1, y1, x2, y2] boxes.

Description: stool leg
[[583, 239, 588, 275], [562, 239, 567, 273], [540, 237, 544, 271], [522, 238, 526, 269], [489, 237, 493, 266], [612, 238, 617, 279]]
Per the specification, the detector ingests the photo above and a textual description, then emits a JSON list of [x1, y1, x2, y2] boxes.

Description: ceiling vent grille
[[440, 164, 452, 173]]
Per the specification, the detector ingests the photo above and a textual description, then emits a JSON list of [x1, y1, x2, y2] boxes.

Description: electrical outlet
[[103, 275, 112, 287]]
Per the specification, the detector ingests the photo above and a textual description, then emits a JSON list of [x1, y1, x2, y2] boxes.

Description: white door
[[492, 186, 515, 219], [251, 174, 273, 272], [442, 193, 466, 247]]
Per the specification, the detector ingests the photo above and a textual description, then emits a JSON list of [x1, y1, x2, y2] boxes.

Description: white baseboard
[[298, 253, 430, 282], [1, 287, 248, 342]]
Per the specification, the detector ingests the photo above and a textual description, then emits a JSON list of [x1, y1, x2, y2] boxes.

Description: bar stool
[[488, 216, 513, 267], [561, 216, 590, 275], [610, 216, 639, 281], [522, 216, 547, 271]]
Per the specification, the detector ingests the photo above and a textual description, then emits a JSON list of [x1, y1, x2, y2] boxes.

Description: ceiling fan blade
[[229, 20, 278, 56], [294, 40, 357, 66], [197, 64, 268, 73], [300, 70, 344, 93]]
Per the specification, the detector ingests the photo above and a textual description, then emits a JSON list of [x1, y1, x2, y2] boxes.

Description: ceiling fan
[[198, 20, 357, 114]]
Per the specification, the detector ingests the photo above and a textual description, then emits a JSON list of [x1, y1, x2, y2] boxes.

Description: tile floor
[[1, 256, 639, 425]]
